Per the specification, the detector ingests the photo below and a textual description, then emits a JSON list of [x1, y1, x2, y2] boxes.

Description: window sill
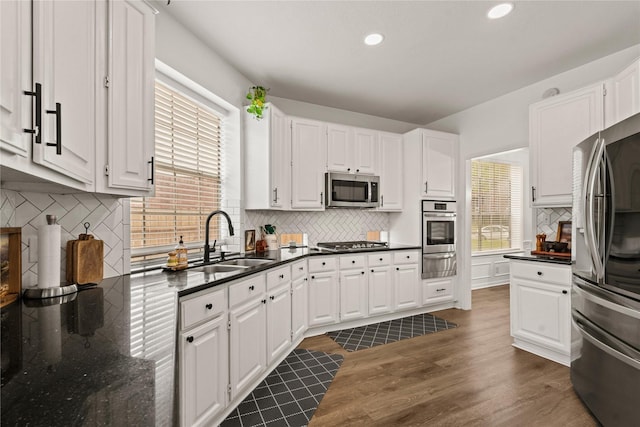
[[471, 249, 523, 258]]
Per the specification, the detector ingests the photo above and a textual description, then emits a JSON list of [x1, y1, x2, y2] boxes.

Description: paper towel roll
[[38, 222, 61, 289]]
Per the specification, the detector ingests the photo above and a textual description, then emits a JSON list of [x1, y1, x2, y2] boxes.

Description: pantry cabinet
[[0, 0, 155, 196], [378, 131, 403, 211], [291, 117, 327, 210], [605, 58, 640, 128], [529, 82, 604, 207], [421, 130, 457, 200], [245, 103, 290, 209], [509, 260, 571, 366]]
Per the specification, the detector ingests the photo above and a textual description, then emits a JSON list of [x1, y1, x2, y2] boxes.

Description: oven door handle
[[423, 253, 456, 259], [423, 213, 456, 218]]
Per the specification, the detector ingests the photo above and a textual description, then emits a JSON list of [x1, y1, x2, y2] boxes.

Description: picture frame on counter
[[1, 228, 22, 307], [557, 221, 572, 247], [244, 229, 256, 252]]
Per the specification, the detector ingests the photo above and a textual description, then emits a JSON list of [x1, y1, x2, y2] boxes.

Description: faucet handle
[[211, 239, 217, 252]]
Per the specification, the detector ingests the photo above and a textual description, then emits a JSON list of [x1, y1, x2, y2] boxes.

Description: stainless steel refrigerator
[[571, 112, 640, 426]]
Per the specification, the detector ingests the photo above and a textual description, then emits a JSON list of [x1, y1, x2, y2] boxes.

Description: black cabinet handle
[[537, 271, 543, 276], [24, 82, 42, 144], [562, 290, 568, 294], [352, 260, 355, 264], [361, 271, 365, 275], [205, 303, 213, 310], [396, 267, 400, 271], [270, 295, 275, 300], [379, 258, 383, 261], [46, 102, 62, 155], [304, 277, 308, 281], [148, 156, 155, 184], [261, 299, 267, 304], [356, 169, 360, 173], [186, 336, 194, 343], [311, 275, 315, 279], [406, 255, 410, 259], [322, 262, 326, 266], [371, 269, 374, 273], [279, 274, 284, 279], [532, 186, 537, 202], [249, 285, 255, 291], [347, 168, 351, 172], [299, 266, 304, 271]]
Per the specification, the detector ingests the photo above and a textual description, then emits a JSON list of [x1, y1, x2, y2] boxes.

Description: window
[[130, 80, 223, 264], [471, 159, 523, 253]]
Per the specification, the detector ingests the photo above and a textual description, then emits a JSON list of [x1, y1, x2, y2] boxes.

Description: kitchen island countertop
[[503, 253, 573, 265]]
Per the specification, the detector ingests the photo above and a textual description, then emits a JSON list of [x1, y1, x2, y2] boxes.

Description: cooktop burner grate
[[316, 240, 388, 251]]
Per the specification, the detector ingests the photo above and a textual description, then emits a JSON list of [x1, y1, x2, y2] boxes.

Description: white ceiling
[[159, 1, 640, 125]]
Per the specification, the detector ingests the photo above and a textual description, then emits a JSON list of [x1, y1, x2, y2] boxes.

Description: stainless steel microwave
[[325, 172, 379, 208]]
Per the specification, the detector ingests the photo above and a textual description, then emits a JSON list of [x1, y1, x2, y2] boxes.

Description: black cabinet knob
[[361, 271, 365, 275], [186, 336, 194, 343], [356, 169, 360, 172], [205, 303, 213, 310], [562, 290, 568, 294], [270, 295, 275, 300], [352, 260, 355, 264], [304, 278, 308, 281], [379, 258, 383, 261], [537, 271, 542, 276], [322, 262, 326, 266], [396, 267, 400, 271], [347, 168, 351, 171], [279, 274, 284, 279], [299, 266, 304, 270], [262, 299, 267, 304], [371, 269, 374, 273], [406, 255, 410, 259], [311, 275, 315, 279], [249, 285, 255, 290]]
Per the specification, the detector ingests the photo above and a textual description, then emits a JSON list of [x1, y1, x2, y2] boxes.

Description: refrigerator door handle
[[572, 313, 640, 370], [603, 141, 615, 264], [585, 137, 605, 281], [574, 279, 640, 317]]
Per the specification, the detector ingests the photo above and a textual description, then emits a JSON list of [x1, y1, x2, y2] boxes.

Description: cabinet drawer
[[339, 254, 366, 270], [181, 287, 227, 330], [423, 279, 454, 301], [308, 256, 337, 273], [291, 260, 307, 280], [229, 274, 266, 308], [393, 251, 421, 265], [510, 261, 570, 286], [267, 265, 291, 290], [368, 253, 391, 267]]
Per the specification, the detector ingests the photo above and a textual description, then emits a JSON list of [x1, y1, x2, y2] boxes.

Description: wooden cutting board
[[66, 234, 104, 285]]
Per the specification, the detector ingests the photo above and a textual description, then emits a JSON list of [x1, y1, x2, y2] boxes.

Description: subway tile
[[20, 192, 55, 211]]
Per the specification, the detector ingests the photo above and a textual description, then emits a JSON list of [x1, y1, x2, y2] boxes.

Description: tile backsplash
[[536, 207, 572, 241], [244, 209, 390, 247], [1, 189, 126, 288]]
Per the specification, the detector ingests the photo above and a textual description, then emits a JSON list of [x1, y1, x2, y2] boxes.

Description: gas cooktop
[[316, 241, 388, 252]]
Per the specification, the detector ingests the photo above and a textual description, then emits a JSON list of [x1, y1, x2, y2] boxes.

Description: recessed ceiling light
[[364, 33, 384, 46], [487, 3, 514, 19]]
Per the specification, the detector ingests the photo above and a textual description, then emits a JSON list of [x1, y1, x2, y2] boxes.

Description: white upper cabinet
[[291, 117, 327, 210], [1, 0, 31, 160], [605, 58, 640, 128], [245, 103, 291, 209], [100, 0, 156, 196], [326, 124, 378, 175], [32, 0, 97, 189], [378, 131, 403, 211], [421, 129, 457, 200], [530, 82, 604, 207]]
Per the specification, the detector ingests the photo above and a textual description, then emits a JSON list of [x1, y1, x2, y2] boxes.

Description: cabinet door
[[605, 59, 640, 128], [369, 265, 393, 315], [422, 130, 456, 199], [229, 297, 267, 399], [394, 264, 420, 310], [270, 105, 290, 208], [32, 0, 96, 187], [0, 0, 31, 159], [267, 283, 292, 364], [378, 132, 403, 211], [327, 123, 351, 173], [339, 269, 368, 321], [422, 278, 454, 305], [353, 127, 377, 174], [510, 278, 570, 353], [308, 271, 338, 326], [291, 117, 326, 210], [530, 83, 603, 206], [106, 0, 155, 194], [180, 314, 228, 427], [291, 275, 308, 342]]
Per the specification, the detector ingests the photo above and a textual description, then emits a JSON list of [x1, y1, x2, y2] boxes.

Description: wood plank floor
[[298, 285, 597, 427]]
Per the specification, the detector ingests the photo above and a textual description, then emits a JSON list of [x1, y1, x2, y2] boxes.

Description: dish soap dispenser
[[176, 236, 188, 269]]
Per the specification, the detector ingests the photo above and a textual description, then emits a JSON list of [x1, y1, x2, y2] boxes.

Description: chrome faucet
[[204, 210, 235, 263]]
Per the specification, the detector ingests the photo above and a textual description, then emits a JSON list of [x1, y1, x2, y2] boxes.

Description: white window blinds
[[471, 160, 523, 253], [130, 81, 223, 262]]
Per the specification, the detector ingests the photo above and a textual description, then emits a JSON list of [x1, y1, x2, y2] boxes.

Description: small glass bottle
[[177, 236, 188, 268], [167, 251, 178, 268]]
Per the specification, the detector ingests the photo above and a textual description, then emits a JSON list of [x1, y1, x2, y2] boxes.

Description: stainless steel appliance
[[325, 172, 379, 208], [316, 240, 388, 252], [422, 200, 456, 279], [571, 112, 640, 426]]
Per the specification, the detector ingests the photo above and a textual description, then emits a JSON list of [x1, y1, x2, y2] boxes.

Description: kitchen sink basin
[[218, 258, 275, 267], [190, 264, 247, 274]]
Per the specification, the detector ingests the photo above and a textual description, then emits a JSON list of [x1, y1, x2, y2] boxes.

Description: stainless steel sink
[[190, 264, 247, 274], [219, 258, 274, 267]]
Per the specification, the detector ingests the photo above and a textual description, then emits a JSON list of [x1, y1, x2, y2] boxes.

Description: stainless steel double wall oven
[[422, 200, 457, 278]]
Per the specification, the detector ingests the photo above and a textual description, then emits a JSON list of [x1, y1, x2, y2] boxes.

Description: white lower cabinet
[[308, 257, 339, 327], [291, 260, 308, 342], [229, 275, 267, 400], [393, 252, 421, 310], [368, 253, 394, 315], [422, 278, 454, 305], [339, 269, 368, 321], [266, 267, 292, 364], [509, 260, 571, 366], [179, 287, 228, 427]]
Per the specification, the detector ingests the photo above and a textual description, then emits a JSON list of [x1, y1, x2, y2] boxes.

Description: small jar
[[167, 251, 178, 268]]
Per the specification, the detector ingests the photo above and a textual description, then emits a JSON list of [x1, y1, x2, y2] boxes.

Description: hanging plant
[[246, 85, 269, 120]]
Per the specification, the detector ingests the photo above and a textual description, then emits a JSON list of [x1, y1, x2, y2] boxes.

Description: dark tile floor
[[221, 349, 344, 427], [327, 313, 457, 351]]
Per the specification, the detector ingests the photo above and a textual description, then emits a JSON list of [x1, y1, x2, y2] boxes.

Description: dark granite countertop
[[0, 244, 420, 426], [503, 253, 573, 265]]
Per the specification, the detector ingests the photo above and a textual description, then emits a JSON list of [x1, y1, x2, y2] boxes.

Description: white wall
[[426, 44, 640, 309]]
